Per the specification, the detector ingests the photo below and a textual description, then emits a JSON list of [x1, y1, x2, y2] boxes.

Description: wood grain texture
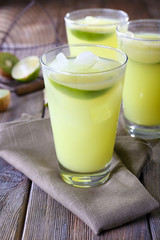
[[0, 158, 31, 240], [20, 0, 160, 239], [0, 91, 44, 240], [0, 0, 160, 239], [22, 183, 152, 240], [0, 5, 45, 239], [143, 140, 160, 240]]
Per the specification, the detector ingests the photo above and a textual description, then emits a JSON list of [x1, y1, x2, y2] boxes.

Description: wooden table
[[0, 0, 160, 239]]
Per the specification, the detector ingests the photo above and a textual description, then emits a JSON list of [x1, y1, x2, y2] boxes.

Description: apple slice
[[0, 89, 11, 112]]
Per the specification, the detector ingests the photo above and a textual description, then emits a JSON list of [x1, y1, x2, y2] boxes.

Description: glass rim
[[64, 8, 129, 27], [116, 19, 160, 41], [40, 44, 128, 76]]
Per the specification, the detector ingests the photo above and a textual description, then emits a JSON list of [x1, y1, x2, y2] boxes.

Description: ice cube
[[49, 53, 69, 71], [56, 53, 68, 68], [74, 51, 99, 69]]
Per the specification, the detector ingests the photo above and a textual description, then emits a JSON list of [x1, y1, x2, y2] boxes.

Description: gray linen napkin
[[0, 115, 159, 234]]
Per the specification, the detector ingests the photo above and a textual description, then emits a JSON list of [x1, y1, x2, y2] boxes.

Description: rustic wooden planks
[[22, 183, 152, 240], [0, 158, 31, 240], [143, 140, 160, 240], [0, 0, 160, 239], [0, 91, 44, 240]]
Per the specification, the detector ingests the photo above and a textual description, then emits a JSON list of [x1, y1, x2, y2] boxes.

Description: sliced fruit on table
[[0, 89, 11, 112], [11, 56, 40, 82], [0, 52, 18, 78]]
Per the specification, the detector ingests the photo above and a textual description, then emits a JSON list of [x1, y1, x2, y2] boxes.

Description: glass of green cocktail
[[41, 45, 127, 187], [117, 20, 160, 139], [64, 9, 128, 49]]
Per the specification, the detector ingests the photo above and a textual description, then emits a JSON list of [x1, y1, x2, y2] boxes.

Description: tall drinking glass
[[64, 9, 129, 48], [41, 45, 127, 187], [117, 20, 160, 139]]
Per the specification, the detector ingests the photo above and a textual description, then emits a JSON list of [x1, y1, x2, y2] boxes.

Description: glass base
[[59, 162, 111, 188], [124, 117, 160, 139]]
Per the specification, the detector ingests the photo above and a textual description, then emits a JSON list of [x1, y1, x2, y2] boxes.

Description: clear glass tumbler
[[117, 20, 160, 139], [64, 9, 129, 48], [41, 45, 127, 187]]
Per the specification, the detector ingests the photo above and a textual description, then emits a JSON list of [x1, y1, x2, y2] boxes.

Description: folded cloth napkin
[[0, 114, 159, 234]]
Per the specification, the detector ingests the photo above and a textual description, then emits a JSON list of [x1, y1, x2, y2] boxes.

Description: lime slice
[[11, 56, 40, 82], [48, 76, 109, 100], [69, 29, 113, 41], [68, 17, 116, 41], [0, 89, 11, 112], [47, 54, 121, 91]]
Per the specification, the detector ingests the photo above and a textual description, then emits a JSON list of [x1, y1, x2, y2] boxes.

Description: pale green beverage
[[117, 20, 160, 139], [41, 45, 127, 187], [65, 9, 128, 49]]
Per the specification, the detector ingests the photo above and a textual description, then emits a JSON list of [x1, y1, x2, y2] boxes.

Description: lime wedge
[[0, 89, 11, 112], [69, 28, 113, 41], [68, 17, 116, 41], [11, 56, 40, 82]]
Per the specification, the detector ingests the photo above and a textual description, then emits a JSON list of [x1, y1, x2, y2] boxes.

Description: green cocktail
[[41, 45, 127, 187], [117, 20, 160, 139], [65, 9, 128, 49]]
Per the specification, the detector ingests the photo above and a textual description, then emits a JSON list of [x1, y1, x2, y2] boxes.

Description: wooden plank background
[[0, 0, 160, 239]]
